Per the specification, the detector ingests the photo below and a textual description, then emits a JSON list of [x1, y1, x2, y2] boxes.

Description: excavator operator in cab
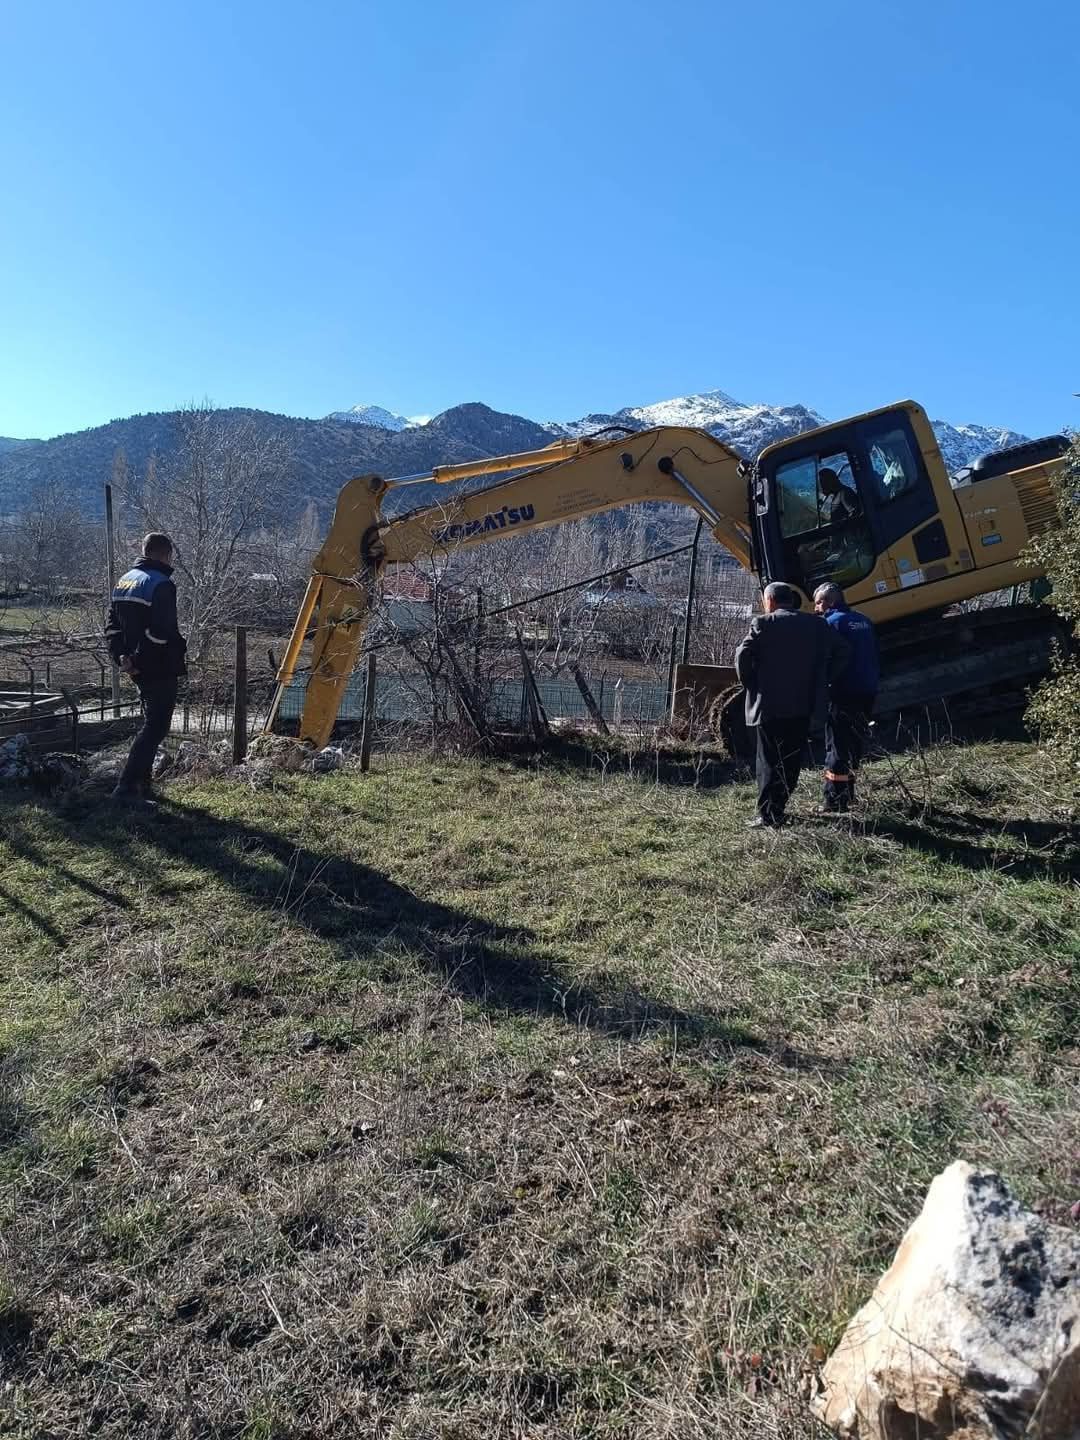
[[819, 467, 862, 526]]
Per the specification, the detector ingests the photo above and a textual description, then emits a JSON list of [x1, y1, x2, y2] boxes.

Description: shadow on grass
[[871, 808, 1080, 883], [0, 806, 137, 941], [0, 881, 65, 944], [502, 708, 1035, 792], [5, 790, 760, 1045], [3, 830, 134, 910], [500, 733, 745, 790]]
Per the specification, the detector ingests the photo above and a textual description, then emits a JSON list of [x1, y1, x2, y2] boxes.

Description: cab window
[[867, 427, 920, 505], [774, 448, 875, 592], [776, 455, 821, 537]]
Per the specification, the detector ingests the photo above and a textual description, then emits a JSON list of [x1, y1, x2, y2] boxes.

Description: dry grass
[[0, 733, 1078, 1438]]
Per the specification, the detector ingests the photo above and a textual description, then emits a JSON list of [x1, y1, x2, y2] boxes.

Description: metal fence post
[[360, 652, 377, 772], [681, 516, 703, 667], [104, 482, 122, 718], [232, 627, 248, 764], [666, 622, 679, 718], [60, 687, 79, 755]]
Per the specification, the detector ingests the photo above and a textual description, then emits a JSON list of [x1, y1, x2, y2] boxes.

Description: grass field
[[0, 605, 87, 638], [1, 735, 1078, 1438]]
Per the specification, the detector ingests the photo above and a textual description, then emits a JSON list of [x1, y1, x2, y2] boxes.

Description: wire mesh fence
[[1, 648, 681, 755], [1, 538, 762, 754], [275, 668, 673, 731]]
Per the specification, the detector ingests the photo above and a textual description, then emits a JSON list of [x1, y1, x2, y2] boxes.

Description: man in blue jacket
[[813, 582, 879, 813], [106, 533, 188, 803]]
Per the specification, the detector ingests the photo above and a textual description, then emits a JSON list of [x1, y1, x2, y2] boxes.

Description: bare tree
[[121, 403, 293, 664], [11, 478, 85, 596]]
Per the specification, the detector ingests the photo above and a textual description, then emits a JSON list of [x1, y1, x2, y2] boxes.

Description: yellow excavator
[[268, 398, 1069, 749]]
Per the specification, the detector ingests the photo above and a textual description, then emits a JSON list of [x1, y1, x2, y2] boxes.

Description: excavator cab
[[752, 403, 947, 605]]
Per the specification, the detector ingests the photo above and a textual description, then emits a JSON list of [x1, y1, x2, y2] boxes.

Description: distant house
[[384, 573, 436, 603], [379, 572, 440, 638], [582, 572, 666, 614]]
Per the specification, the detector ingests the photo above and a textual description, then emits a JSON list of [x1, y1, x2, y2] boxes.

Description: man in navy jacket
[[106, 533, 187, 802], [813, 582, 879, 813]]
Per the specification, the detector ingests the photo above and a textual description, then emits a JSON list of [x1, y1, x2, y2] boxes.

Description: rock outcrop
[[0, 733, 81, 789], [814, 1161, 1079, 1439]]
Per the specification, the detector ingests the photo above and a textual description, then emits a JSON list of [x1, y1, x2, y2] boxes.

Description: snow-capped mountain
[[546, 388, 827, 458], [930, 421, 1028, 474], [323, 389, 1031, 473], [325, 404, 429, 432], [546, 388, 1029, 472]]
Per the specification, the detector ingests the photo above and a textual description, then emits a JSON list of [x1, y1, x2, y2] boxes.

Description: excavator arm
[[270, 426, 753, 747]]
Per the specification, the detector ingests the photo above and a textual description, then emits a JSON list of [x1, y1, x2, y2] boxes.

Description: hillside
[[0, 405, 556, 523], [1, 737, 1077, 1438], [0, 387, 1032, 526]]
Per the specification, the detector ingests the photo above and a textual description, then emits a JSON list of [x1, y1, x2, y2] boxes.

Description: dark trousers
[[823, 698, 873, 811], [755, 717, 810, 822], [118, 676, 178, 792]]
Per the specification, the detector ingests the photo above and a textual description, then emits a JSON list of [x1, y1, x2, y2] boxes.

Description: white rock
[[814, 1161, 1080, 1439], [0, 733, 33, 780], [245, 733, 307, 772], [0, 734, 81, 788], [175, 740, 205, 770]]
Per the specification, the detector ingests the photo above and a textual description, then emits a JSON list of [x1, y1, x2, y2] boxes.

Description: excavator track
[[874, 604, 1068, 720]]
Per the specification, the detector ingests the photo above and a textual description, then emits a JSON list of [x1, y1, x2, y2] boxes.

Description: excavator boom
[[270, 427, 750, 747]]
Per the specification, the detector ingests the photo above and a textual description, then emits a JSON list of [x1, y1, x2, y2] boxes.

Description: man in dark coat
[[106, 533, 187, 803], [735, 582, 847, 828], [814, 582, 879, 813]]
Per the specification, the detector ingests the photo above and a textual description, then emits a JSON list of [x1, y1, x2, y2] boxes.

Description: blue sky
[[1, 0, 1077, 441]]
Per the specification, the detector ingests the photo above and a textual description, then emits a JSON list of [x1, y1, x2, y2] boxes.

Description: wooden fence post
[[473, 587, 484, 692], [443, 636, 491, 743], [570, 662, 609, 735], [360, 652, 377, 773], [515, 628, 549, 742], [232, 627, 248, 764]]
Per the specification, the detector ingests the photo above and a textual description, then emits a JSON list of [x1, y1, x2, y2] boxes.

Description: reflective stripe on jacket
[[106, 559, 187, 678]]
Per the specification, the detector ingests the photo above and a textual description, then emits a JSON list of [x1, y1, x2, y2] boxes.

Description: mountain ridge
[[329, 386, 1029, 475], [0, 389, 1032, 523]]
